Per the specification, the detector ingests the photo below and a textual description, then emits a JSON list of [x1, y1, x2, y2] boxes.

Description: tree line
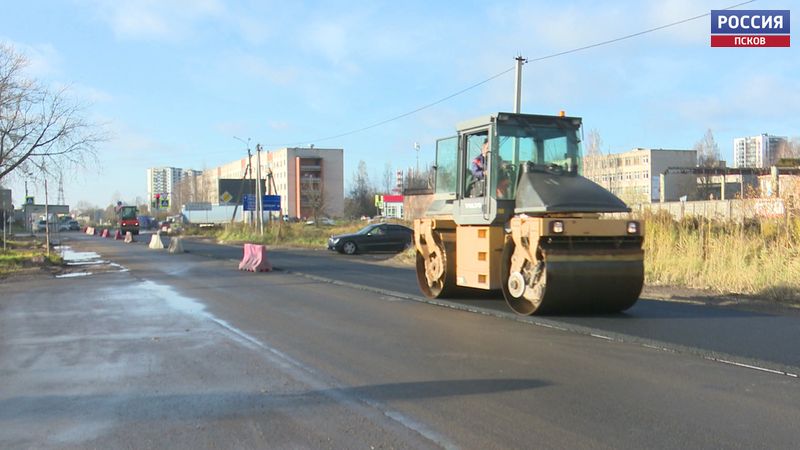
[[345, 160, 431, 219]]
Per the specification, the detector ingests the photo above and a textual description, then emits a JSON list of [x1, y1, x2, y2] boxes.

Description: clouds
[[1, 39, 62, 78], [81, 0, 253, 42]]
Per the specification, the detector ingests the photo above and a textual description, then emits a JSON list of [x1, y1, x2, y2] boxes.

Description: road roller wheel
[[501, 238, 545, 315], [415, 231, 457, 298], [501, 236, 644, 315]]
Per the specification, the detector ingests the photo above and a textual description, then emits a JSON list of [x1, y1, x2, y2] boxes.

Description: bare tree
[[694, 129, 720, 198], [382, 162, 394, 194], [583, 129, 603, 182], [775, 136, 800, 163], [345, 160, 376, 219], [695, 129, 720, 168], [303, 178, 326, 225], [0, 43, 103, 184]]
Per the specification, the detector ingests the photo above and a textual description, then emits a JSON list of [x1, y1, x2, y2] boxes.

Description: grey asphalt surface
[[173, 234, 800, 373], [1, 231, 799, 448]]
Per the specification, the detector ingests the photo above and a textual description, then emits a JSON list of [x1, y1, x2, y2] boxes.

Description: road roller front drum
[[501, 237, 643, 315]]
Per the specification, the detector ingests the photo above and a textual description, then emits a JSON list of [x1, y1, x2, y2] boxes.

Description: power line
[[268, 0, 755, 148]]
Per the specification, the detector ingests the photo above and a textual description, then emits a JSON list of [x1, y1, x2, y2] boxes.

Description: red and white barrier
[[238, 243, 272, 272], [114, 230, 123, 240], [101, 229, 110, 238], [124, 231, 134, 243], [238, 243, 256, 270]]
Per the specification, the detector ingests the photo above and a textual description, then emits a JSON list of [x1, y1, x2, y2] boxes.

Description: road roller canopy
[[434, 112, 585, 201]]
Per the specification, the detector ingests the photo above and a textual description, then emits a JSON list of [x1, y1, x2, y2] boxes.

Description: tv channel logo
[[710, 10, 790, 47]]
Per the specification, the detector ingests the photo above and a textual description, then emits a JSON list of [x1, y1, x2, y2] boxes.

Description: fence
[[624, 198, 790, 221]]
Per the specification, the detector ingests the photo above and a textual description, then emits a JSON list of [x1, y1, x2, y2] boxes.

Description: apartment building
[[584, 148, 697, 204], [200, 147, 344, 218], [146, 167, 203, 202], [733, 134, 788, 168]]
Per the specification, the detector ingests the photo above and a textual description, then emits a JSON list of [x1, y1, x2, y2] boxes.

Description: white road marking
[[139, 279, 459, 449]]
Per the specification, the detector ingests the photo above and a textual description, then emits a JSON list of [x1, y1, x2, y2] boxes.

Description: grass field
[[211, 221, 388, 249], [643, 211, 800, 303], [0, 238, 62, 276]]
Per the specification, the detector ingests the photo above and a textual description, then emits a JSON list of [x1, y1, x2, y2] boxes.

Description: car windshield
[[355, 225, 378, 235]]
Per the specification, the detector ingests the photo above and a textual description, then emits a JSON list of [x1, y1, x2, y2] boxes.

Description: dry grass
[[643, 210, 800, 303], [216, 221, 386, 248], [0, 238, 62, 276]]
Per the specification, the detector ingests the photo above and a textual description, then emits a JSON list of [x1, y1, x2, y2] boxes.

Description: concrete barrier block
[[239, 243, 272, 272], [148, 232, 165, 250], [238, 243, 255, 270], [168, 236, 184, 253]]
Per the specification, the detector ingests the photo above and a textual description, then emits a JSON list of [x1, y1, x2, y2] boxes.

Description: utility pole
[[24, 176, 30, 234], [44, 177, 50, 257], [255, 144, 264, 236], [57, 172, 65, 205], [267, 166, 274, 224], [233, 136, 253, 225], [513, 55, 527, 114], [414, 142, 420, 180], [231, 146, 252, 225]]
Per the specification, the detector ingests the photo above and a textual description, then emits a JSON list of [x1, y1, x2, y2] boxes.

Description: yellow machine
[[414, 112, 644, 315]]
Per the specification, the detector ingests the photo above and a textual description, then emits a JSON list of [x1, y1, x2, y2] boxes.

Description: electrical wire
[[172, 0, 749, 157], [267, 0, 755, 148]]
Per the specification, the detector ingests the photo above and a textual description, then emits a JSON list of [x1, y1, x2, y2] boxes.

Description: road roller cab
[[414, 112, 644, 315]]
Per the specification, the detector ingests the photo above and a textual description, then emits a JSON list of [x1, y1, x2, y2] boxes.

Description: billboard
[[217, 179, 266, 205]]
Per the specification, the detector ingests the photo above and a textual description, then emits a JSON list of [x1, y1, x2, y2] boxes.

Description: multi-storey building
[[583, 148, 697, 204], [733, 134, 788, 168], [200, 147, 344, 218], [146, 167, 201, 200]]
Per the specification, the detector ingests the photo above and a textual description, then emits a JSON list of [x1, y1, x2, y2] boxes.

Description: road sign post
[[262, 195, 281, 212], [242, 194, 256, 212]]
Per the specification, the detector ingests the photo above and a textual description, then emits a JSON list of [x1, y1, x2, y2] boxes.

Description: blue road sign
[[263, 195, 281, 211], [242, 194, 256, 211]]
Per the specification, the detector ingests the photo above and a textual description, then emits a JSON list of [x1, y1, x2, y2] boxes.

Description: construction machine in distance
[[413, 112, 644, 315]]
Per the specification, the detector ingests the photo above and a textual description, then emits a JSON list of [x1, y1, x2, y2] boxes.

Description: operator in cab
[[469, 138, 490, 197]]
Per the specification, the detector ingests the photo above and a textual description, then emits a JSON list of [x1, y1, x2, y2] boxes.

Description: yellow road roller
[[414, 112, 644, 315]]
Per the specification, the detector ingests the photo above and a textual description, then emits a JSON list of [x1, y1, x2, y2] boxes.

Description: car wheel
[[342, 241, 358, 255]]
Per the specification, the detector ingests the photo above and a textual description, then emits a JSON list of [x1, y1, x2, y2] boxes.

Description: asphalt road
[[1, 231, 799, 449]]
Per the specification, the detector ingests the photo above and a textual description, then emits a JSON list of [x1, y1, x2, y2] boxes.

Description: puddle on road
[[56, 272, 93, 278], [53, 246, 128, 277], [56, 247, 102, 264]]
